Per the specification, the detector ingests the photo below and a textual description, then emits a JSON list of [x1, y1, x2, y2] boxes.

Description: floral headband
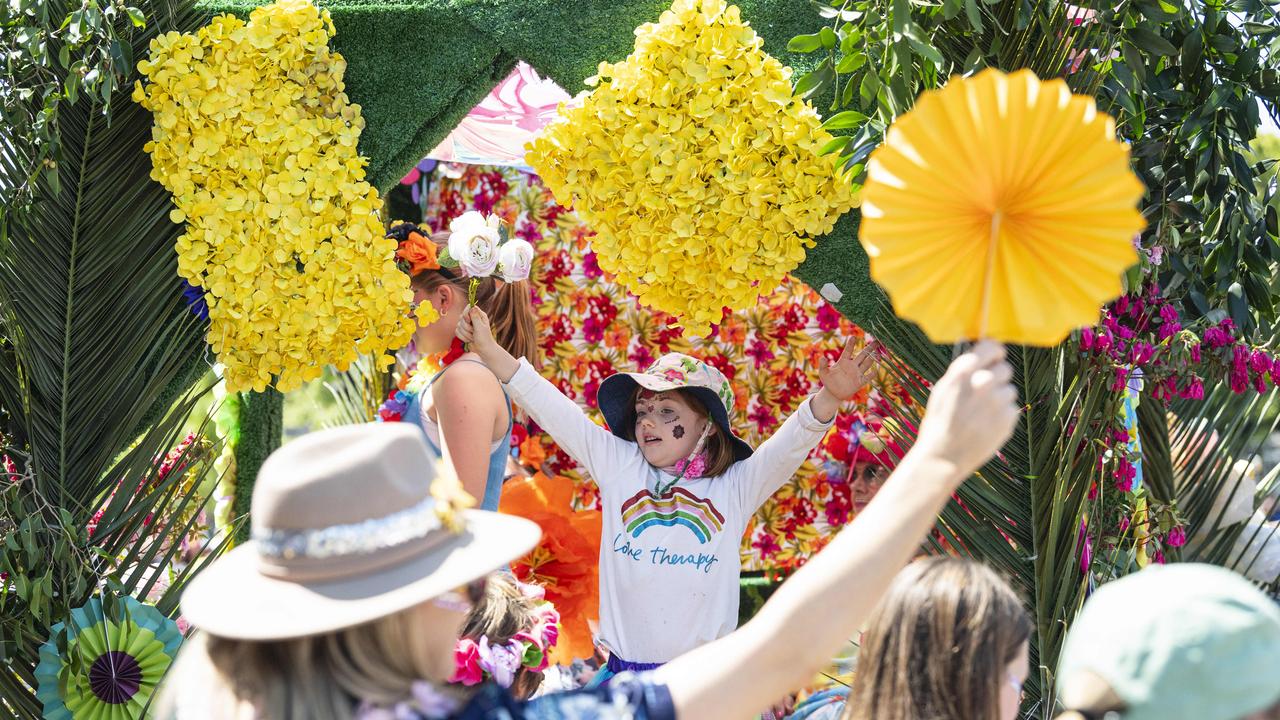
[[388, 211, 534, 288], [449, 601, 560, 689]]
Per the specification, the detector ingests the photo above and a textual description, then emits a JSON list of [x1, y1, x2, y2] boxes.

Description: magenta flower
[[1080, 327, 1095, 351], [1096, 327, 1114, 353], [1250, 350, 1272, 374], [816, 303, 842, 332], [749, 403, 778, 433], [582, 251, 603, 279], [582, 316, 605, 344], [1190, 342, 1202, 364], [746, 339, 775, 368], [1180, 375, 1204, 400], [1114, 457, 1136, 493], [629, 344, 654, 369], [1131, 341, 1155, 365], [1166, 526, 1187, 548], [752, 531, 781, 558], [1205, 319, 1236, 349], [1231, 345, 1250, 393], [1110, 367, 1127, 392], [450, 638, 484, 686]]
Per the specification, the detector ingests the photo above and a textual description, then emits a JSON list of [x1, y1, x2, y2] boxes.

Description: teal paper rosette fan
[[35, 595, 185, 719]]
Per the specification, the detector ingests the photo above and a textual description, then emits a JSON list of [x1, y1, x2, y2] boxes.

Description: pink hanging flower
[[1204, 319, 1236, 349], [1131, 341, 1155, 365], [1180, 375, 1205, 400], [1118, 514, 1131, 533], [1095, 327, 1114, 353], [1110, 367, 1128, 392], [1230, 345, 1250, 393], [1166, 526, 1187, 548], [1190, 342, 1202, 364], [1080, 327, 1095, 351], [1153, 550, 1167, 565], [1114, 457, 1137, 493]]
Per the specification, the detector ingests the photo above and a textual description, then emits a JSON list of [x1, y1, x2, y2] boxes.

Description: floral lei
[[352, 598, 559, 720], [449, 600, 561, 689], [377, 339, 467, 422]]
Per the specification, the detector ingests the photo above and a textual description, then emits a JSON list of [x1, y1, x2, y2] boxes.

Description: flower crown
[[388, 211, 534, 285], [449, 600, 560, 689]]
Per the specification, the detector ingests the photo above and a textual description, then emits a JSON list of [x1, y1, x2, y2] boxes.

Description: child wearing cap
[[457, 306, 878, 678], [1056, 563, 1280, 720]]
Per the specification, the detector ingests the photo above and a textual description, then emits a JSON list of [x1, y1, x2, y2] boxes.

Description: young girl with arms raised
[[457, 306, 878, 677]]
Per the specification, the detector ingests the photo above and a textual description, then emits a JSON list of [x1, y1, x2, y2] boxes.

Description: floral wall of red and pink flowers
[[412, 164, 913, 572]]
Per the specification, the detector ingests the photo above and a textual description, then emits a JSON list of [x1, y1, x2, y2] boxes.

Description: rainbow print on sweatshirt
[[620, 487, 725, 544]]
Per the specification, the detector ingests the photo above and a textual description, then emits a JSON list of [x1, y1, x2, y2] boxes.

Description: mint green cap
[[1058, 564, 1280, 720]]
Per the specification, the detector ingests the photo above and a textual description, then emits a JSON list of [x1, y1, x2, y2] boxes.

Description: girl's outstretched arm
[[657, 341, 1019, 720], [458, 306, 634, 478], [734, 339, 879, 511]]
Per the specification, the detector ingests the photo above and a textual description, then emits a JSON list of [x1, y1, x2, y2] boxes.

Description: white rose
[[448, 212, 500, 277], [448, 211, 489, 241], [497, 239, 535, 283]]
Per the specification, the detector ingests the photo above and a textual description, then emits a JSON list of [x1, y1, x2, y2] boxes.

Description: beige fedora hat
[[181, 423, 540, 640]]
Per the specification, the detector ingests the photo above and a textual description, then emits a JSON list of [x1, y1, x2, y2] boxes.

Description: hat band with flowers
[[252, 493, 464, 582]]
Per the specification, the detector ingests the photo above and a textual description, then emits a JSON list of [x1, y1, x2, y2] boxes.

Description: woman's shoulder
[[431, 358, 505, 397]]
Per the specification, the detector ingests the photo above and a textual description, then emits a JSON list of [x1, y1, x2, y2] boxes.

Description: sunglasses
[[430, 576, 489, 613]]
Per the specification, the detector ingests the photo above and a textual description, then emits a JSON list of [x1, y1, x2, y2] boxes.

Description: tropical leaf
[[1170, 383, 1280, 594], [324, 354, 396, 427], [0, 0, 214, 713], [863, 296, 1107, 717]]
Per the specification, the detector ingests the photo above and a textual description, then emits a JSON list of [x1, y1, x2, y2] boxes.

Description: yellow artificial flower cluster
[[526, 0, 857, 336], [134, 0, 413, 392]]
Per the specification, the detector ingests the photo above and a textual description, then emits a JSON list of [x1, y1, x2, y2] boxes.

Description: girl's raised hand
[[456, 306, 520, 382], [817, 338, 880, 402]]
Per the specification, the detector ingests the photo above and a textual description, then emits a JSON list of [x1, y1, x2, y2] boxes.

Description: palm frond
[[866, 295, 1111, 717], [1170, 383, 1280, 592], [0, 0, 215, 713], [324, 354, 396, 427]]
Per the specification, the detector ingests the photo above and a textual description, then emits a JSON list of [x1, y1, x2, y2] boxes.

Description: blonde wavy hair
[[157, 602, 461, 720]]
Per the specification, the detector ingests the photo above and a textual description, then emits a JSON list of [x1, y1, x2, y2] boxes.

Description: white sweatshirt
[[503, 359, 834, 663]]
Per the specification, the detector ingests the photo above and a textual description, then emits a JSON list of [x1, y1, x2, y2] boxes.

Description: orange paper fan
[[859, 68, 1146, 346]]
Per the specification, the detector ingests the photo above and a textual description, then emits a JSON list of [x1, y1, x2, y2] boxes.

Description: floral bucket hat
[[597, 353, 753, 461]]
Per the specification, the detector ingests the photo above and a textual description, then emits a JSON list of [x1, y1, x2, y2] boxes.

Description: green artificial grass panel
[[194, 0, 867, 323], [445, 0, 830, 94], [793, 210, 888, 330], [195, 0, 834, 192]]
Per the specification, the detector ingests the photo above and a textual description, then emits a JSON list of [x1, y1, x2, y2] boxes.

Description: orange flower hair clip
[[395, 229, 442, 275]]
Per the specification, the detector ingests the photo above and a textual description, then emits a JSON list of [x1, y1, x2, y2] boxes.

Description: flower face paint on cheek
[[672, 425, 685, 439]]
